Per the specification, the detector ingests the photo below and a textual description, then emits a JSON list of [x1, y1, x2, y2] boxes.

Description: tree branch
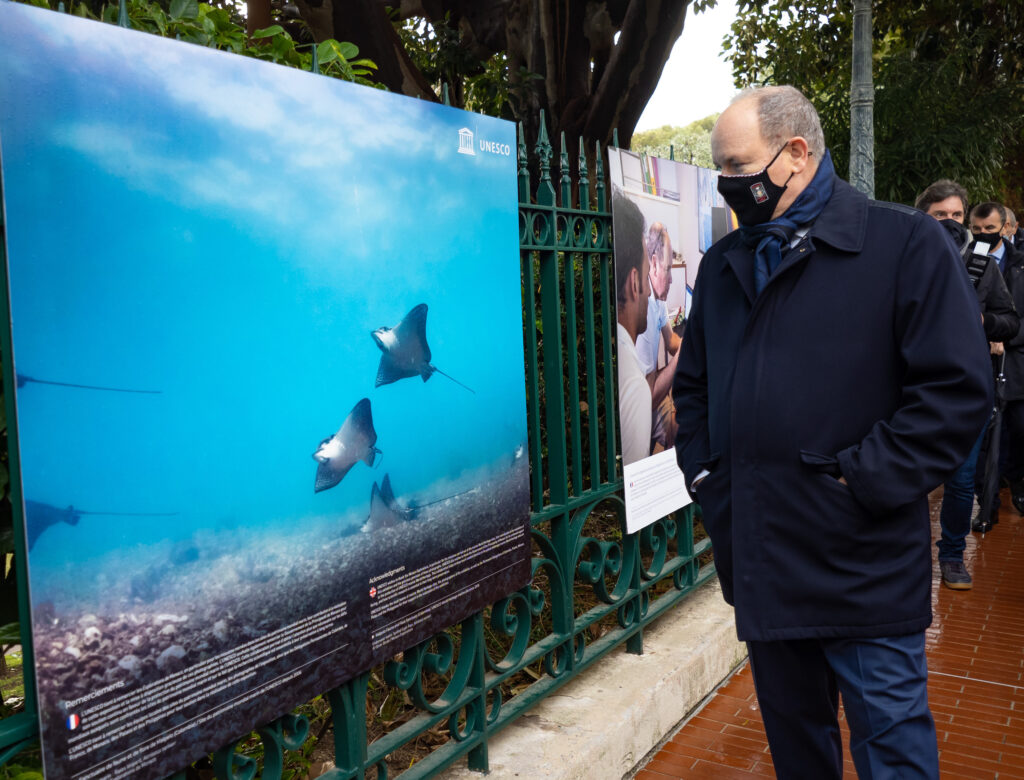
[[584, 0, 689, 148]]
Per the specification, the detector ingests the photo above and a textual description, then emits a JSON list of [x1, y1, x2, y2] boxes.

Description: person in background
[[915, 179, 967, 224], [636, 222, 682, 452], [674, 86, 991, 779], [915, 181, 1018, 588], [1003, 207, 1023, 251], [613, 191, 653, 466], [970, 201, 1024, 531]]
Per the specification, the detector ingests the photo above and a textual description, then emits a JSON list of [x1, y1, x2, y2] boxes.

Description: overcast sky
[[636, 0, 738, 131]]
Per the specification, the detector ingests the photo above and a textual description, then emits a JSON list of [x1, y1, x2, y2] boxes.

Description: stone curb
[[437, 577, 746, 780]]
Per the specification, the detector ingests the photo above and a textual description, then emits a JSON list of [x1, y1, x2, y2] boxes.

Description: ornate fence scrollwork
[[212, 713, 311, 780], [486, 586, 544, 674]]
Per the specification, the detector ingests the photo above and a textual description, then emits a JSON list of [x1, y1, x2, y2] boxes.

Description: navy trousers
[[938, 424, 985, 560], [747, 633, 938, 779]]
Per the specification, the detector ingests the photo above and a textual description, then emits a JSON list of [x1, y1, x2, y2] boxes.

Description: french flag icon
[[66, 713, 80, 731]]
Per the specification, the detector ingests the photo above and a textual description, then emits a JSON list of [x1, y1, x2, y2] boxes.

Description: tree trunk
[[294, 0, 689, 180], [245, 0, 273, 38], [291, 0, 438, 99]]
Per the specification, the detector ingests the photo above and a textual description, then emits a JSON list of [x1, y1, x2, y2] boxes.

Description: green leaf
[[151, 9, 167, 36], [205, 6, 232, 30], [270, 34, 295, 62], [336, 41, 359, 60], [0, 623, 20, 644], [168, 0, 197, 20], [251, 24, 285, 40], [317, 39, 358, 65], [315, 40, 338, 65]]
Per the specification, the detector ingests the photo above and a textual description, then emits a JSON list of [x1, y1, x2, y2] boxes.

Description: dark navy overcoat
[[673, 178, 992, 641]]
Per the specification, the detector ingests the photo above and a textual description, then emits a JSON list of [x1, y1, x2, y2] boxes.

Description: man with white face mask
[[673, 85, 992, 779]]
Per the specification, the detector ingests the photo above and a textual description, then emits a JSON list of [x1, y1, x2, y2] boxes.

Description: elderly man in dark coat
[[673, 86, 992, 779]]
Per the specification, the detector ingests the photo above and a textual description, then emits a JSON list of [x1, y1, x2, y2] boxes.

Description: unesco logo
[[478, 138, 512, 156], [457, 127, 511, 157]]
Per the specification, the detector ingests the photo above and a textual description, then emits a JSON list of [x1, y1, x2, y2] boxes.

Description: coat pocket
[[799, 449, 860, 504], [799, 449, 842, 476], [697, 452, 721, 471]]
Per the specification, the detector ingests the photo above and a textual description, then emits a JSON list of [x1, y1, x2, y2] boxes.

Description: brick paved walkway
[[635, 490, 1024, 778]]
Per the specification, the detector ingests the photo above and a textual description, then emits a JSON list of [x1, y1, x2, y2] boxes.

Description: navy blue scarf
[[741, 149, 836, 295]]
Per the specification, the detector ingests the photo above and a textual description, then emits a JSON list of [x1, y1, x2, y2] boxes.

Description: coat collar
[[722, 240, 756, 305], [1001, 238, 1024, 269], [719, 177, 868, 304], [803, 177, 867, 254]]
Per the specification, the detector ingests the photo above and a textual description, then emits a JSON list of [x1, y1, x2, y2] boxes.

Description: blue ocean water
[[0, 4, 528, 598]]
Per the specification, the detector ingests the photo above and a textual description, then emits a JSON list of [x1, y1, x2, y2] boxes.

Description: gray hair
[[731, 86, 826, 159], [645, 222, 670, 270], [1007, 208, 1018, 229]]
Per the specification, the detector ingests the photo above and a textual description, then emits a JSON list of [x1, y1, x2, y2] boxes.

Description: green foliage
[[121, 0, 379, 85], [396, 13, 540, 118], [0, 638, 27, 719], [630, 125, 677, 152], [315, 39, 378, 84], [630, 115, 718, 167], [726, 0, 1024, 205], [19, 0, 379, 88], [0, 764, 43, 780]]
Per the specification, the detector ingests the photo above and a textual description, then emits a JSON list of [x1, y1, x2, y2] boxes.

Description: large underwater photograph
[[0, 4, 530, 778]]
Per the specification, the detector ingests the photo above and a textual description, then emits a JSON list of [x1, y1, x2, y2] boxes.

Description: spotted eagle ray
[[313, 398, 381, 493], [361, 474, 414, 533], [371, 304, 474, 393], [24, 501, 178, 550], [511, 441, 526, 468], [16, 373, 161, 394], [360, 474, 480, 533]]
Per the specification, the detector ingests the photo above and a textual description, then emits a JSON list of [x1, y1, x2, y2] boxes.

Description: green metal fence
[[0, 111, 714, 779]]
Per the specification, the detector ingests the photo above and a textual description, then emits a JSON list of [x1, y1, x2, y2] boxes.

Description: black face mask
[[717, 144, 794, 226], [938, 218, 969, 248], [972, 230, 1002, 248]]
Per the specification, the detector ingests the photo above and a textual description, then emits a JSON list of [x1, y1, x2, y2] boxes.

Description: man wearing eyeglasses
[[636, 222, 683, 452]]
